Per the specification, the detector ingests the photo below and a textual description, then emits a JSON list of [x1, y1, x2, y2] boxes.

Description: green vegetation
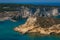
[[35, 17, 60, 28]]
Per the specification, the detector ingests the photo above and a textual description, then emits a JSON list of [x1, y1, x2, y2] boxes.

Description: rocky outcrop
[[14, 16, 37, 34], [14, 16, 60, 35]]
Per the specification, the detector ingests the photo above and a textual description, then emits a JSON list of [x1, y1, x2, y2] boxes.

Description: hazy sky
[[0, 0, 60, 3]]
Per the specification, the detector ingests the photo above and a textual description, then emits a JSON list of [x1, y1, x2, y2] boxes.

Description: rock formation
[[0, 5, 60, 22], [14, 16, 60, 35]]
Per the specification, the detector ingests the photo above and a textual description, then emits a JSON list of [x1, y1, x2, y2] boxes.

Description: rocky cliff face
[[14, 16, 60, 35], [0, 6, 60, 22]]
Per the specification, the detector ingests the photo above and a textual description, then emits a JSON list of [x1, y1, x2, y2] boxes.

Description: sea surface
[[0, 18, 60, 40]]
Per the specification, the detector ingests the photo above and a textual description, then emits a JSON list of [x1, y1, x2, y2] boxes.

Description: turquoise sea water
[[0, 18, 60, 40]]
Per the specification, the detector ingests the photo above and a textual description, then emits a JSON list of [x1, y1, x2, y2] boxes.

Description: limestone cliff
[[14, 16, 60, 35], [0, 7, 60, 22]]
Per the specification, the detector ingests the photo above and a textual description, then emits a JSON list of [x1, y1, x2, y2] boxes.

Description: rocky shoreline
[[14, 16, 60, 35]]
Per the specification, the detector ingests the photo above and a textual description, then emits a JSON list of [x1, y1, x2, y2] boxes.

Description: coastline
[[14, 16, 60, 35]]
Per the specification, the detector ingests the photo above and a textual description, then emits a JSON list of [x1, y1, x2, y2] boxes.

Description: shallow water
[[0, 18, 60, 40]]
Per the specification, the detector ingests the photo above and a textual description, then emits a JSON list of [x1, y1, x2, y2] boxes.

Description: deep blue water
[[0, 18, 60, 40]]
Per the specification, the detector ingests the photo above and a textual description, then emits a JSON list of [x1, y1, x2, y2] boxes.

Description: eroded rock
[[14, 16, 60, 35]]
